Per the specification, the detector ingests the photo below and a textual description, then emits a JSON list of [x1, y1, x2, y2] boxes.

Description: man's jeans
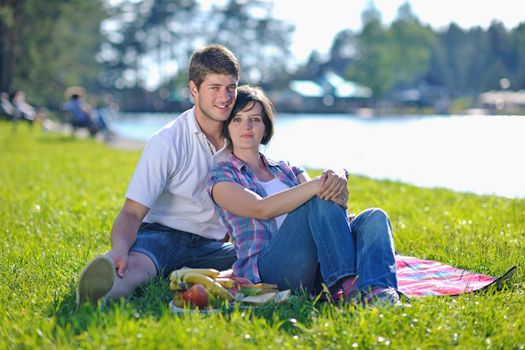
[[130, 223, 236, 278], [257, 197, 398, 293]]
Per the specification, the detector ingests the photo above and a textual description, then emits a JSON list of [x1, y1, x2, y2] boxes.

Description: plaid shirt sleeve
[[207, 162, 238, 201], [277, 160, 305, 182], [290, 163, 305, 177]]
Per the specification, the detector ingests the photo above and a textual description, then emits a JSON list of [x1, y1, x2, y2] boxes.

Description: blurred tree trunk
[[0, 0, 106, 106], [0, 0, 20, 93]]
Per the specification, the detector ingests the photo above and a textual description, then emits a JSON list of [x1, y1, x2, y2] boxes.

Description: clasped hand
[[317, 169, 349, 209]]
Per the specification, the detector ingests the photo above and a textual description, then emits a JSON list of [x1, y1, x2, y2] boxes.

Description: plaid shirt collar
[[228, 152, 280, 173]]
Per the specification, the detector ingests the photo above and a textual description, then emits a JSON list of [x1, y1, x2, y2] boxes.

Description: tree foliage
[[100, 0, 294, 90], [2, 0, 525, 108], [328, 3, 525, 100], [0, 0, 106, 106], [346, 3, 436, 98]]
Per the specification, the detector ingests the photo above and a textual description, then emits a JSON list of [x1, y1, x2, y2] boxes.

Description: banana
[[183, 272, 234, 301], [215, 277, 236, 289], [169, 281, 184, 291], [170, 268, 221, 284]]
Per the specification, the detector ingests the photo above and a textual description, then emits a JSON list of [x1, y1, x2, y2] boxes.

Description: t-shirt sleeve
[[125, 135, 176, 208], [207, 164, 238, 200]]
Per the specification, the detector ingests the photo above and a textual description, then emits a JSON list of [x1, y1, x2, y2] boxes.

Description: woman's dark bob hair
[[224, 85, 275, 145]]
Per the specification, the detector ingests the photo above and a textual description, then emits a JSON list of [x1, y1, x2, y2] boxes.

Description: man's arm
[[108, 198, 149, 278]]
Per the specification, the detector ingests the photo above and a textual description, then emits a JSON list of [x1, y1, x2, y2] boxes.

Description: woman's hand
[[318, 169, 349, 209]]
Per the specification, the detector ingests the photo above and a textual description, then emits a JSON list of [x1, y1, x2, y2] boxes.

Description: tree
[[347, 3, 435, 98], [99, 0, 294, 91], [206, 0, 293, 86], [99, 0, 199, 90], [0, 0, 106, 106], [512, 23, 525, 88]]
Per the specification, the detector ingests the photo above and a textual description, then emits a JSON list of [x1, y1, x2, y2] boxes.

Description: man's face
[[190, 73, 238, 123]]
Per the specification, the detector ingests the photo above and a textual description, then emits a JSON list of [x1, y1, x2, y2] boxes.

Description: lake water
[[111, 113, 525, 199]]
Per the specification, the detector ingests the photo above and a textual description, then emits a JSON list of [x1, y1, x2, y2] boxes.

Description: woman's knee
[[365, 208, 390, 224], [308, 196, 344, 213], [353, 208, 392, 239]]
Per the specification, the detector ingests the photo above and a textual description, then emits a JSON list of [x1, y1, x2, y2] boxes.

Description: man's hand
[[107, 248, 129, 278], [318, 169, 349, 208], [108, 198, 149, 278]]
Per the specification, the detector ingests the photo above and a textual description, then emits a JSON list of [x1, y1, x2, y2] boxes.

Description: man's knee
[[128, 252, 157, 277], [109, 253, 156, 299]]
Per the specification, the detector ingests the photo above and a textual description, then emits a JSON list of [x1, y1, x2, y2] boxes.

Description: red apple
[[179, 284, 209, 308]]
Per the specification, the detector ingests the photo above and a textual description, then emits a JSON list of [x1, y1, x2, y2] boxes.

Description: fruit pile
[[169, 268, 290, 310]]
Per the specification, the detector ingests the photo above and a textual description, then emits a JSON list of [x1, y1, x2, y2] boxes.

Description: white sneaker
[[363, 287, 405, 308], [76, 255, 115, 308]]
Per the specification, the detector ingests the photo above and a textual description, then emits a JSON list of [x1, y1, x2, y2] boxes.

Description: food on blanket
[[244, 283, 278, 290], [170, 268, 221, 285], [238, 290, 291, 304], [238, 292, 278, 305], [239, 282, 280, 296], [173, 284, 210, 308], [273, 290, 291, 304], [168, 268, 292, 308], [172, 293, 185, 308], [183, 272, 234, 301], [239, 287, 263, 296], [215, 277, 236, 289]]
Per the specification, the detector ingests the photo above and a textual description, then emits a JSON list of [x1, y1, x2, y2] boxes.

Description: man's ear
[[189, 80, 198, 97]]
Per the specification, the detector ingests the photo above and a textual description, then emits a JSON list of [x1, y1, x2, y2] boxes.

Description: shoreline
[[42, 119, 146, 151], [106, 133, 145, 151]]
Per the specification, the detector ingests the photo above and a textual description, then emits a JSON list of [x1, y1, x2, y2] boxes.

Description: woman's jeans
[[257, 197, 398, 294]]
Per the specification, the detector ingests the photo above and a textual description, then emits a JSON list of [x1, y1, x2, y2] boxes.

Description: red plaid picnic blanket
[[396, 255, 516, 297]]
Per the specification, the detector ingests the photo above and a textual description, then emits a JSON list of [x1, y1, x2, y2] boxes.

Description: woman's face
[[228, 102, 266, 151]]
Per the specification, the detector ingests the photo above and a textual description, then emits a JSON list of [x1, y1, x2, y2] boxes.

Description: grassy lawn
[[1, 121, 524, 349]]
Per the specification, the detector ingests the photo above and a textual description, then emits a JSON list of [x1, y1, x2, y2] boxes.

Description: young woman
[[207, 85, 400, 306]]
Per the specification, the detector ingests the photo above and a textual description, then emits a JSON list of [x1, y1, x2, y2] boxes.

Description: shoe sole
[[76, 255, 115, 308]]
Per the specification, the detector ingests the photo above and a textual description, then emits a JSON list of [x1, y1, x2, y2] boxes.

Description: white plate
[[169, 300, 225, 314]]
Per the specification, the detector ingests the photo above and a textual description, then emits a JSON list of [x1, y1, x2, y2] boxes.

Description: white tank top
[[257, 177, 291, 229]]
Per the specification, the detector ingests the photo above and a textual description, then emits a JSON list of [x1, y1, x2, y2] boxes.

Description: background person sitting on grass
[[61, 92, 98, 137]]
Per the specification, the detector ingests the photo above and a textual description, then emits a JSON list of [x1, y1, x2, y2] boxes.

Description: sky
[[268, 0, 525, 65]]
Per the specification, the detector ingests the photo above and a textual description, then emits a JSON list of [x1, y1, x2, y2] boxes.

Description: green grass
[[1, 121, 524, 349]]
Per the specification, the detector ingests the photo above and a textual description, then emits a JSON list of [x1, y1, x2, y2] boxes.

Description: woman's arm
[[211, 178, 321, 220], [297, 171, 311, 184]]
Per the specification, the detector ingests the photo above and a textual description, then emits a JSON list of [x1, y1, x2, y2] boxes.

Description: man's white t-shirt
[[125, 107, 230, 240]]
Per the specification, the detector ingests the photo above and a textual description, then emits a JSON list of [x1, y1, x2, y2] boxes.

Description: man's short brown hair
[[189, 44, 240, 88]]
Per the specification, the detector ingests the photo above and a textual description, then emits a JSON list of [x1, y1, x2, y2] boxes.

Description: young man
[[77, 44, 349, 307], [77, 44, 241, 306]]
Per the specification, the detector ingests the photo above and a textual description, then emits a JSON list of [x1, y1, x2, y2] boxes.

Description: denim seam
[[129, 247, 160, 274]]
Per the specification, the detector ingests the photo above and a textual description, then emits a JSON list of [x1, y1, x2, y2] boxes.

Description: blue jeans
[[130, 223, 237, 278], [257, 198, 398, 293]]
